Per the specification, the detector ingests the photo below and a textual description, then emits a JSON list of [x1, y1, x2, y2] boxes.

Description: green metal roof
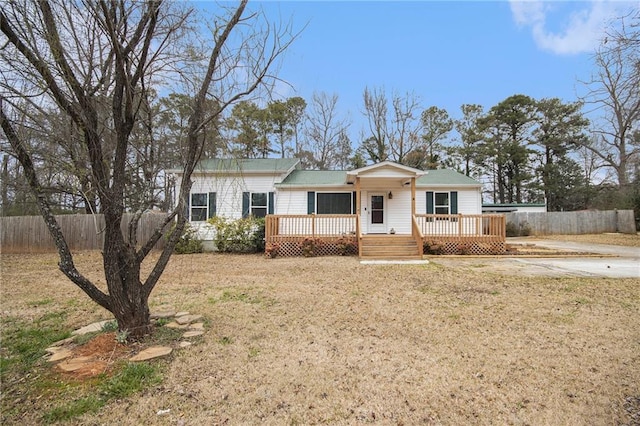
[[169, 158, 300, 174], [277, 168, 480, 187], [168, 158, 480, 187], [417, 169, 480, 186], [277, 170, 349, 186]]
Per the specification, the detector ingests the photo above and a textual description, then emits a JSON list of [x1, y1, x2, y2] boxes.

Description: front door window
[[371, 195, 384, 224]]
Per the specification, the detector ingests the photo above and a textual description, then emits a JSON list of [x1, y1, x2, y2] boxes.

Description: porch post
[[411, 177, 416, 215], [355, 177, 361, 213]]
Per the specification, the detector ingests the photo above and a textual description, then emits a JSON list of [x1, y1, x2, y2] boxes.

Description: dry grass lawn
[[1, 239, 639, 424]]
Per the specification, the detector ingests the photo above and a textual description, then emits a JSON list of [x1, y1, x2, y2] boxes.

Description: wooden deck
[[265, 214, 506, 258]]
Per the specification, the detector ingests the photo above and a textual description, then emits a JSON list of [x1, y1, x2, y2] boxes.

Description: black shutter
[[268, 192, 274, 215], [426, 191, 434, 214], [242, 192, 250, 218], [307, 191, 315, 214], [352, 191, 357, 214], [208, 192, 216, 219], [450, 191, 458, 214]]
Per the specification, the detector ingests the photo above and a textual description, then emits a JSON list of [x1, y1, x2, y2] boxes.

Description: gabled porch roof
[[346, 161, 426, 184]]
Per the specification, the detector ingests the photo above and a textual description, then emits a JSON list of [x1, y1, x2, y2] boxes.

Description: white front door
[[368, 193, 386, 233]]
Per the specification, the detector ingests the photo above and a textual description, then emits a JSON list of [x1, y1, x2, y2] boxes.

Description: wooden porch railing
[[355, 214, 362, 257], [265, 214, 358, 243], [411, 215, 424, 255], [413, 214, 505, 241]]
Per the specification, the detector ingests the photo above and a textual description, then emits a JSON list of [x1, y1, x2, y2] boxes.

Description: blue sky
[[231, 1, 636, 140]]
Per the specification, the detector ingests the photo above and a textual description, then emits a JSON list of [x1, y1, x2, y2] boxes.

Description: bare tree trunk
[[1, 0, 296, 339], [1, 154, 8, 215]]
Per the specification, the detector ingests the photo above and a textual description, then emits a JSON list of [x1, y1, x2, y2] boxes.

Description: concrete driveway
[[431, 238, 640, 278]]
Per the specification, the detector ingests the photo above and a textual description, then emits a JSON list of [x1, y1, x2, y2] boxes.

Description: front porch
[[264, 214, 506, 258]]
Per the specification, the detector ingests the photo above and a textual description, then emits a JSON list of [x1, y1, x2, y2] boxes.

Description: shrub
[[423, 240, 444, 255], [265, 242, 281, 258], [299, 237, 323, 257], [335, 237, 357, 256], [208, 216, 265, 253], [170, 223, 203, 254], [457, 242, 472, 255], [506, 221, 532, 237]]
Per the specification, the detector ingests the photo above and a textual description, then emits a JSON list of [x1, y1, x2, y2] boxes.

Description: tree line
[[1, 6, 638, 217]]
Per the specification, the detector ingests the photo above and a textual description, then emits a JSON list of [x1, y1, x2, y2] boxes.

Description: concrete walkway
[[508, 237, 640, 257], [506, 238, 640, 278], [432, 238, 640, 279]]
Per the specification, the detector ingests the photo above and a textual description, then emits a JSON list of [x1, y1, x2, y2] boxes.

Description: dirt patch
[[55, 333, 131, 379], [527, 232, 640, 247], [505, 242, 591, 256]]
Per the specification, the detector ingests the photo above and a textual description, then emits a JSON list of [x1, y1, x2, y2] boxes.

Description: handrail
[[355, 214, 362, 257], [414, 214, 505, 241], [411, 215, 423, 255], [266, 213, 506, 245], [265, 214, 357, 242]]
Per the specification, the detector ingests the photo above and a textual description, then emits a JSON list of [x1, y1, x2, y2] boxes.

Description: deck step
[[359, 235, 421, 260]]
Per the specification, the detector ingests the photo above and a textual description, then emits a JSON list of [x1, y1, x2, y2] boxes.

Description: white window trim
[[434, 191, 450, 215], [190, 192, 210, 222], [250, 192, 268, 217]]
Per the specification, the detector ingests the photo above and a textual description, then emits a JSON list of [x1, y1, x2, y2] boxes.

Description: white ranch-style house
[[168, 158, 506, 258]]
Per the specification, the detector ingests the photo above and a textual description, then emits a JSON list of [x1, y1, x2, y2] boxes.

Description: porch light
[[388, 191, 393, 199]]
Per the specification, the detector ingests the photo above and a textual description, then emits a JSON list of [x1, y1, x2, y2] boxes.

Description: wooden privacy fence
[[506, 210, 637, 235], [0, 213, 171, 253]]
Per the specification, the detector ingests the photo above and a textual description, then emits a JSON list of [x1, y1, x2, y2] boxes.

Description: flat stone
[[182, 330, 204, 338], [58, 356, 94, 372], [45, 346, 64, 355], [48, 348, 73, 362], [151, 310, 176, 319], [189, 322, 204, 330], [178, 341, 192, 348], [175, 314, 202, 325], [49, 337, 75, 347], [175, 311, 190, 317], [72, 320, 112, 336], [164, 321, 189, 329], [129, 346, 172, 361]]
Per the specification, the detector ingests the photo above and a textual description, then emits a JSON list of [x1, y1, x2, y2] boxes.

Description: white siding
[[387, 189, 412, 233], [415, 187, 481, 215], [176, 172, 284, 242], [188, 173, 282, 219], [275, 190, 308, 215], [175, 171, 483, 240]]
